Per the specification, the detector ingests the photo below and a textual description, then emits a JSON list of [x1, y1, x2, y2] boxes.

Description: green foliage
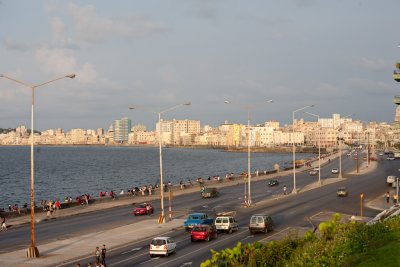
[[200, 215, 400, 267]]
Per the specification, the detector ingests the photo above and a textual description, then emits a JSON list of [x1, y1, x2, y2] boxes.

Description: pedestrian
[[1, 217, 6, 231], [283, 185, 287, 195], [385, 191, 390, 203], [393, 194, 398, 204], [101, 244, 107, 267], [94, 246, 101, 266], [146, 204, 151, 216]]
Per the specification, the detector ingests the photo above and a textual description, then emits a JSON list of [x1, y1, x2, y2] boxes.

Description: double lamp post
[[129, 102, 190, 223], [0, 74, 76, 258]]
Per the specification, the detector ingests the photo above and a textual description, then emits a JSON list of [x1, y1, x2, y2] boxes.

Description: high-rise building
[[113, 117, 131, 144]]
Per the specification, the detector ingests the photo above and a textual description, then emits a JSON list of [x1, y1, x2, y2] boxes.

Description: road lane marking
[[179, 262, 193, 267], [140, 257, 160, 265], [240, 235, 254, 242], [259, 227, 290, 243], [153, 230, 246, 267], [121, 247, 142, 254]]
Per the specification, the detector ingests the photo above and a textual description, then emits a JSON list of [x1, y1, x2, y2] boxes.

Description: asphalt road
[[2, 153, 397, 267]]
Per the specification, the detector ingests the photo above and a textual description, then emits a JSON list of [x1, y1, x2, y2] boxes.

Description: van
[[215, 216, 239, 234], [202, 187, 219, 198], [249, 214, 273, 234]]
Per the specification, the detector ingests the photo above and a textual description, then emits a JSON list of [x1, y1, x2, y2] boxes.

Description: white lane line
[[240, 235, 254, 242], [259, 227, 290, 243], [153, 230, 246, 267], [179, 262, 193, 267], [110, 237, 191, 265], [121, 247, 142, 255], [140, 257, 160, 265]]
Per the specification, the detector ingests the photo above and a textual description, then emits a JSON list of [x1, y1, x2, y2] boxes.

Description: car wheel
[[264, 227, 268, 233], [249, 230, 254, 234], [214, 232, 218, 239], [228, 228, 233, 234], [206, 235, 210, 242], [191, 238, 195, 242], [173, 248, 176, 254], [165, 251, 169, 257]]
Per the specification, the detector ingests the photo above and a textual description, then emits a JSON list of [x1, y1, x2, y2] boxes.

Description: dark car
[[190, 224, 218, 242], [133, 203, 154, 215], [337, 187, 348, 197], [201, 187, 219, 198], [267, 179, 279, 186]]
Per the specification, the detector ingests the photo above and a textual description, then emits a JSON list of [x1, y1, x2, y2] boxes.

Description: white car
[[387, 157, 395, 161], [331, 168, 339, 174], [149, 237, 176, 257], [387, 176, 396, 185]]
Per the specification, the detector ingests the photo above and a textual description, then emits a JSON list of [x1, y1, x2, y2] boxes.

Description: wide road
[[1, 153, 397, 266]]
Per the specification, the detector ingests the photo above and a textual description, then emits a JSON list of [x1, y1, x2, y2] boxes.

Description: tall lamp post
[[0, 73, 76, 258], [337, 114, 354, 179], [224, 99, 273, 206], [129, 102, 190, 223], [292, 105, 314, 193], [304, 111, 321, 185]]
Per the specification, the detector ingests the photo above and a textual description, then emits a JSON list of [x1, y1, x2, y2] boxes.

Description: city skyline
[[1, 1, 399, 130]]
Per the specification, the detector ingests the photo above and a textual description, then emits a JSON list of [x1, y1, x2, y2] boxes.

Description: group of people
[[74, 244, 107, 267], [385, 191, 398, 204]]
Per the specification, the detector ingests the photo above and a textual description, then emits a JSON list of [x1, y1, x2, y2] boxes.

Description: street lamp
[[304, 111, 321, 185], [224, 99, 273, 206], [336, 113, 354, 179], [292, 105, 314, 193], [0, 73, 76, 258], [129, 102, 190, 223]]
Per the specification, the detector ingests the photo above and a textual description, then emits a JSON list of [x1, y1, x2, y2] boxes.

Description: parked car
[[346, 152, 351, 156], [149, 237, 176, 257], [201, 187, 219, 198], [331, 168, 339, 174], [267, 179, 279, 187], [190, 224, 218, 242], [248, 214, 274, 234], [337, 187, 348, 197], [387, 156, 395, 161], [309, 170, 318, 176], [133, 203, 154, 216]]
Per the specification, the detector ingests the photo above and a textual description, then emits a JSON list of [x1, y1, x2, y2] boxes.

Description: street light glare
[[224, 100, 230, 104], [266, 99, 273, 103]]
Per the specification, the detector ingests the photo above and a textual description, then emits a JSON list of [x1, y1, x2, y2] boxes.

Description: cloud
[[35, 47, 100, 84], [358, 57, 387, 71], [3, 38, 32, 51], [67, 3, 168, 43]]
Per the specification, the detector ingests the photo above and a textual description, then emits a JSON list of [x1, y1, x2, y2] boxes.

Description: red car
[[133, 203, 154, 216], [190, 224, 217, 242]]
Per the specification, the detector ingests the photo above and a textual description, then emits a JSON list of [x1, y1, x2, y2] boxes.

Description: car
[[313, 167, 320, 171], [190, 224, 218, 242], [378, 152, 384, 156], [337, 187, 348, 197], [346, 152, 351, 156], [133, 203, 154, 216], [387, 157, 395, 161], [387, 175, 396, 185], [309, 170, 318, 176], [249, 214, 274, 234], [201, 187, 219, 198], [331, 168, 339, 174], [215, 213, 239, 234], [149, 237, 176, 257], [267, 179, 279, 186]]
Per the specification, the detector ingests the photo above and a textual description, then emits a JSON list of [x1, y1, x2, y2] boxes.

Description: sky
[[0, 0, 399, 131]]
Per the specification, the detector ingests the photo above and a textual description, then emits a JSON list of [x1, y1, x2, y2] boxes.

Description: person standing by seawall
[[94, 246, 101, 266], [101, 244, 107, 267]]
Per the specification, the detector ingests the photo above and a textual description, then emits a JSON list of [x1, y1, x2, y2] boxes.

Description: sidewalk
[[1, 151, 380, 267]]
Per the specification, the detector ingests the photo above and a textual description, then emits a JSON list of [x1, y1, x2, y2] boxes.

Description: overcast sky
[[0, 0, 399, 131]]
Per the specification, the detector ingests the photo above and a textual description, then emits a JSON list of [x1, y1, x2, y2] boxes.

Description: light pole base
[[27, 246, 39, 258], [292, 188, 297, 194]]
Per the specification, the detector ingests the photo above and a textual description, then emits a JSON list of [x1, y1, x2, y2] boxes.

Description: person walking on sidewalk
[[1, 217, 6, 231], [283, 185, 287, 195], [385, 191, 390, 203], [101, 244, 107, 267]]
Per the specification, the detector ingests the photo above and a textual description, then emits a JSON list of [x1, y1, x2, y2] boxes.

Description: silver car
[[149, 237, 176, 257]]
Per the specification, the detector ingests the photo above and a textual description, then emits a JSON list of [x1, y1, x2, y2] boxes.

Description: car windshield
[[193, 226, 207, 231], [189, 215, 200, 220], [338, 188, 346, 191], [151, 239, 166, 246], [137, 205, 146, 208]]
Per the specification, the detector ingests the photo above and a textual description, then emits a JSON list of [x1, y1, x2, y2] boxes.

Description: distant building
[[113, 117, 131, 144]]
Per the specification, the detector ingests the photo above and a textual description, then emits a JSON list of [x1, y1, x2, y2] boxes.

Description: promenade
[[0, 154, 390, 267]]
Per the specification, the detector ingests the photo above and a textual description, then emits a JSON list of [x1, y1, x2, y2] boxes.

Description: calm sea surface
[[0, 146, 314, 209]]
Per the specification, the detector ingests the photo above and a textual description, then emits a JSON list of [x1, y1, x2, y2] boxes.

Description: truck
[[214, 211, 239, 234], [184, 212, 214, 232]]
